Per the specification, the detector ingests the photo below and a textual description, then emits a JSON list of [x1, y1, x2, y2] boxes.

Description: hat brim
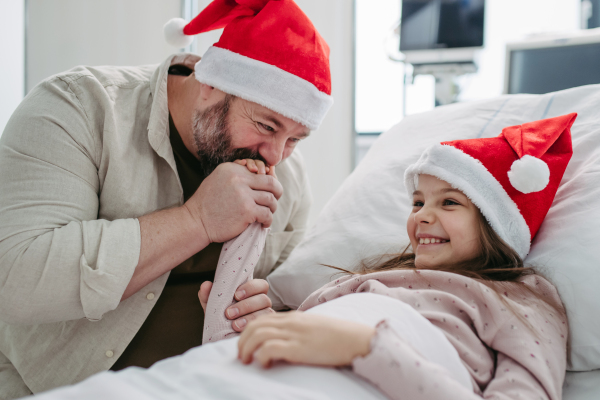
[[195, 46, 333, 131], [404, 144, 531, 259]]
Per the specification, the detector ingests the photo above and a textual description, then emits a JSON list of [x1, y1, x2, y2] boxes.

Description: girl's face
[[407, 174, 481, 269]]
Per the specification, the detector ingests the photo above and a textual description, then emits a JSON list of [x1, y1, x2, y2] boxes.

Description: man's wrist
[[180, 203, 211, 251]]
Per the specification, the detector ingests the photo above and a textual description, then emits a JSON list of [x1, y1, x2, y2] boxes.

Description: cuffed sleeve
[[479, 311, 567, 400], [79, 219, 141, 321], [353, 319, 557, 400], [353, 320, 480, 400], [0, 76, 141, 325]]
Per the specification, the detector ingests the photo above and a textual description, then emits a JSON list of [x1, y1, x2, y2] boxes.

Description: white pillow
[[267, 84, 600, 371]]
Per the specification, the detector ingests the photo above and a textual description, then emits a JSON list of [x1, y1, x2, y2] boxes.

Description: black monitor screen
[[400, 0, 485, 51], [508, 42, 600, 94]]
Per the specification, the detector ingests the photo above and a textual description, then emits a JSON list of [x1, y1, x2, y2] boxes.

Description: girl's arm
[[201, 159, 275, 343], [239, 312, 562, 400], [353, 320, 559, 400], [353, 320, 481, 400]]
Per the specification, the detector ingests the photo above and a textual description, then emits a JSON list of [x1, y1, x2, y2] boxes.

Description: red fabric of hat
[[164, 0, 332, 130], [404, 113, 577, 259]]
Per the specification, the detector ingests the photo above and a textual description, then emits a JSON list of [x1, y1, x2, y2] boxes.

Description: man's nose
[[259, 139, 286, 167]]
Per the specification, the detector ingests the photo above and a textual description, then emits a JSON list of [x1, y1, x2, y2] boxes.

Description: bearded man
[[0, 0, 333, 398]]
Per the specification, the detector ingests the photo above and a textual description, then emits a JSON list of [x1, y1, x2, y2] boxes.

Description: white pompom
[[164, 18, 194, 48], [507, 155, 550, 194]]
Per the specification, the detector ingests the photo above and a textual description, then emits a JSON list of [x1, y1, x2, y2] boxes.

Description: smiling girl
[[237, 113, 577, 400]]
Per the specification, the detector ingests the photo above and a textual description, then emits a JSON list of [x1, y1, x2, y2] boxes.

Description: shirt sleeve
[[352, 320, 482, 400], [480, 309, 567, 400], [352, 319, 558, 400], [0, 76, 141, 325], [203, 223, 268, 344], [481, 353, 554, 400]]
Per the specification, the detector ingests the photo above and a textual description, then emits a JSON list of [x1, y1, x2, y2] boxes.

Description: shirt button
[[105, 350, 114, 358], [146, 293, 155, 300]]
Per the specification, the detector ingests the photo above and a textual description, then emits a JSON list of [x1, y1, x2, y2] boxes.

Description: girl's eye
[[443, 199, 459, 206], [413, 201, 424, 207], [258, 122, 275, 132]]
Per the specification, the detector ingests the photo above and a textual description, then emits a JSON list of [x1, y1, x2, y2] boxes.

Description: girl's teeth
[[419, 238, 448, 244]]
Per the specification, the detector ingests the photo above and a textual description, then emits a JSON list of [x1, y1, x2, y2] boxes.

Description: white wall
[[294, 0, 354, 226], [0, 0, 25, 137], [26, 0, 181, 92]]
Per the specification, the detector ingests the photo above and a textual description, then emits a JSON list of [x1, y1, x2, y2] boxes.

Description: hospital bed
[[29, 83, 600, 399]]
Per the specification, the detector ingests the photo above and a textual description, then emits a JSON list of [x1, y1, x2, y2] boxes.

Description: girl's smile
[[416, 234, 449, 246], [407, 175, 481, 269]]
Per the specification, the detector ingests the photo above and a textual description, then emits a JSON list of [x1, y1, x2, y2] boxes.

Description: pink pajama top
[[299, 270, 568, 400]]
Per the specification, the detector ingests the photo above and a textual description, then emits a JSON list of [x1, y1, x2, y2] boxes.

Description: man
[[0, 0, 332, 397]]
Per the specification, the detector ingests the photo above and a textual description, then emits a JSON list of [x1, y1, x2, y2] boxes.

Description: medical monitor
[[400, 0, 485, 65], [505, 29, 600, 94]]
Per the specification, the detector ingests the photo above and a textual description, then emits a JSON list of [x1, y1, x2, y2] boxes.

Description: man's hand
[[184, 163, 283, 244], [199, 278, 274, 331]]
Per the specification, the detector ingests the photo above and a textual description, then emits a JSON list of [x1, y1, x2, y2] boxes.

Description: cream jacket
[[0, 55, 311, 398]]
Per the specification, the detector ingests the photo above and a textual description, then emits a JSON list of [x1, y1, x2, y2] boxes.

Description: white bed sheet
[[563, 370, 600, 400], [29, 294, 471, 400]]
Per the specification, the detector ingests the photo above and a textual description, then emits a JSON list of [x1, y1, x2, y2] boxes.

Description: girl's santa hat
[[163, 0, 332, 131], [405, 113, 577, 259]]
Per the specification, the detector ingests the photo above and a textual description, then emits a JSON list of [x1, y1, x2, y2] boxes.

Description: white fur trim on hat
[[404, 144, 531, 259], [164, 18, 194, 48], [195, 46, 333, 131], [507, 155, 550, 194]]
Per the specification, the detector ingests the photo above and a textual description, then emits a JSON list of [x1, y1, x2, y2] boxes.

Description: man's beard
[[191, 94, 265, 177]]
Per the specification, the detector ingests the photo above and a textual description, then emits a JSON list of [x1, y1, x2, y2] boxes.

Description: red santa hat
[[163, 0, 332, 131], [404, 113, 577, 259]]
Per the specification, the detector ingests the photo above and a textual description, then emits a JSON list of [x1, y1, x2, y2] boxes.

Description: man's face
[[191, 92, 310, 177]]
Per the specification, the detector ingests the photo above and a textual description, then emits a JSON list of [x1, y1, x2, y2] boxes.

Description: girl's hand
[[233, 159, 276, 178], [237, 311, 375, 368]]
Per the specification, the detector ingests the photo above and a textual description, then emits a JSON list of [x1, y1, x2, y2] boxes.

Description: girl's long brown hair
[[326, 210, 566, 329]]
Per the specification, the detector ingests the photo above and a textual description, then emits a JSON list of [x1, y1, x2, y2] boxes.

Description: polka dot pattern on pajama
[[202, 222, 269, 344]]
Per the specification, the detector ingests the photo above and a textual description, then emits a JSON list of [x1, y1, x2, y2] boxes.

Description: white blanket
[[29, 294, 469, 400]]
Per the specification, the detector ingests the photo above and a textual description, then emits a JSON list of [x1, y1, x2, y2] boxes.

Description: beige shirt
[[0, 55, 311, 398]]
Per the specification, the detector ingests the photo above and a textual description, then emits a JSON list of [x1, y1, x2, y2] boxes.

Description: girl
[[235, 113, 576, 400]]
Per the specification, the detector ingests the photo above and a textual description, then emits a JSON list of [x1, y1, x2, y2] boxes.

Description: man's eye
[[413, 201, 424, 207], [258, 122, 275, 132]]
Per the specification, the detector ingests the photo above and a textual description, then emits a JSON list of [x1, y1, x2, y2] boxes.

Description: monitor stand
[[409, 62, 477, 106]]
